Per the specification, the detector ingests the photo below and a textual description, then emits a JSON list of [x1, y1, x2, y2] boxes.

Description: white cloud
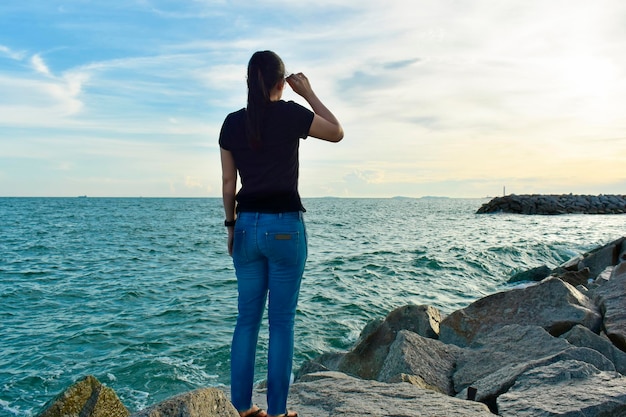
[[0, 44, 25, 60], [31, 54, 52, 76], [185, 176, 203, 189]]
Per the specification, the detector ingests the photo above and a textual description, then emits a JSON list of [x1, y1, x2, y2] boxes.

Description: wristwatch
[[224, 219, 236, 227]]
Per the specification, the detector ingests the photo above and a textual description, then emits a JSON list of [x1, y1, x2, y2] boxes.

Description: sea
[[1, 197, 625, 416]]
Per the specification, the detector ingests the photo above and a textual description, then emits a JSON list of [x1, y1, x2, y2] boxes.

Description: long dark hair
[[246, 51, 285, 149]]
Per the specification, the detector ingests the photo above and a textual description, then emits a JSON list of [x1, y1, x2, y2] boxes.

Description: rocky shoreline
[[477, 194, 626, 214], [37, 237, 626, 417]]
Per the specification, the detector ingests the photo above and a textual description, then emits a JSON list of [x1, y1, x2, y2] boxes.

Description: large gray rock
[[377, 330, 464, 395], [497, 360, 626, 416], [439, 277, 602, 347], [36, 375, 129, 417], [561, 324, 626, 374], [253, 371, 493, 417], [593, 262, 626, 352], [452, 325, 615, 394], [553, 236, 625, 279], [456, 347, 617, 412], [131, 388, 237, 417], [577, 237, 624, 277], [336, 304, 442, 379]]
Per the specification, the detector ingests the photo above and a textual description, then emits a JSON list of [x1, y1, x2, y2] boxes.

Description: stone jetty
[[37, 237, 626, 417], [476, 194, 626, 214]]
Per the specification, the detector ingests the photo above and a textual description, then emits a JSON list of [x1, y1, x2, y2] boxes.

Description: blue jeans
[[230, 212, 307, 416]]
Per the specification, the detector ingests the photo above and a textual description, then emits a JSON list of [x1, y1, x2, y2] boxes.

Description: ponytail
[[245, 51, 285, 149]]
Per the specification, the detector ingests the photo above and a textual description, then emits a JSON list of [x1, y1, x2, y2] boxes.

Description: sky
[[1, 1, 626, 198]]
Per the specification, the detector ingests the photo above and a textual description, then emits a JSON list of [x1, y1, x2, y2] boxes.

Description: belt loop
[[279, 212, 283, 219]]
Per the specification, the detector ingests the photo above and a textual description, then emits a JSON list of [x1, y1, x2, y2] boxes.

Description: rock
[[577, 237, 625, 277], [592, 262, 626, 352], [295, 352, 345, 380], [549, 236, 626, 288], [335, 304, 442, 379], [452, 325, 565, 392], [559, 254, 583, 272], [254, 371, 494, 417], [385, 373, 442, 391], [36, 375, 129, 417], [507, 265, 551, 283], [452, 325, 615, 394], [455, 347, 616, 414], [619, 241, 626, 263], [561, 324, 626, 375], [377, 330, 464, 395], [595, 265, 614, 284], [439, 277, 602, 347], [452, 325, 616, 413], [357, 317, 384, 343], [130, 387, 237, 417], [497, 360, 626, 416], [552, 267, 590, 287]]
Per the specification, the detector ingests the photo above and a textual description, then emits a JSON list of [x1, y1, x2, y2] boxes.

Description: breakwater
[[477, 194, 626, 214]]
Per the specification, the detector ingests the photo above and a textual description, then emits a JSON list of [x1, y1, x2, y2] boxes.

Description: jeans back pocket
[[265, 231, 302, 266]]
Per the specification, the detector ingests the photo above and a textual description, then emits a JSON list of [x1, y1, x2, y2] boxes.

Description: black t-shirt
[[218, 100, 314, 213]]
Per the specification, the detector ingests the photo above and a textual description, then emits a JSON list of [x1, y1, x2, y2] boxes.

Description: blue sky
[[1, 1, 626, 197]]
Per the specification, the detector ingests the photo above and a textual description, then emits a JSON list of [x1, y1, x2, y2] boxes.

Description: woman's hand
[[286, 73, 314, 100]]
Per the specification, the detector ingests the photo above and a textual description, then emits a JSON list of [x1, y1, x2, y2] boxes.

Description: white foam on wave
[[118, 388, 150, 413], [0, 398, 27, 417], [156, 356, 220, 385]]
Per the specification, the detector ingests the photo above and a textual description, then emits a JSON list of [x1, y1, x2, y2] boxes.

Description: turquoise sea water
[[1, 197, 625, 416]]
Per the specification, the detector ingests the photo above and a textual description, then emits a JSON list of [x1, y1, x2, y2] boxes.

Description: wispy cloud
[[31, 54, 52, 76], [0, 44, 26, 60]]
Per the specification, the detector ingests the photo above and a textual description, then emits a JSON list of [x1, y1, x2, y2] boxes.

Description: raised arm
[[286, 73, 344, 142]]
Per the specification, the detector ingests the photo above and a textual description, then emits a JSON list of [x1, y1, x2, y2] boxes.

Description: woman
[[219, 50, 343, 417]]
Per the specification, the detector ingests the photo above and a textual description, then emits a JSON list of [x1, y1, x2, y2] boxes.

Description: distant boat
[[77, 195, 87, 198]]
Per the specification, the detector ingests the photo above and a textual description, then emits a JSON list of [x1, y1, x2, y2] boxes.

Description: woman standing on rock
[[219, 50, 343, 417]]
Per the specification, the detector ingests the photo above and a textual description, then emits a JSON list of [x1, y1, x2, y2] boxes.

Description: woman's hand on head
[[286, 73, 314, 99]]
